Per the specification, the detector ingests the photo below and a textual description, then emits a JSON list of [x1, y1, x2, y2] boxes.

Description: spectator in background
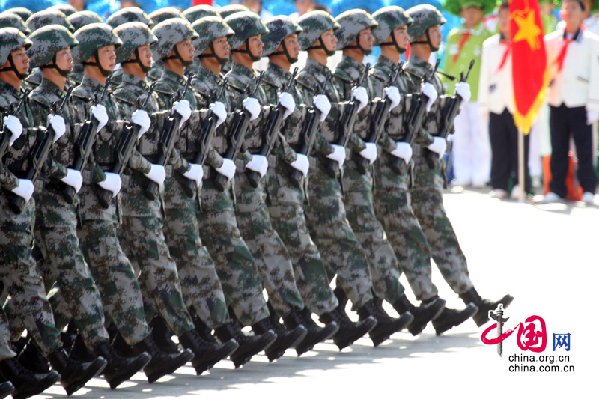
[[441, 0, 494, 188], [582, 0, 599, 34], [540, 0, 559, 33]]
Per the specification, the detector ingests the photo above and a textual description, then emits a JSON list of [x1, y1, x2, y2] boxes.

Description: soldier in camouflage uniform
[[146, 8, 182, 82], [0, 27, 108, 396], [222, 11, 309, 361], [404, 5, 513, 332], [69, 22, 195, 382]]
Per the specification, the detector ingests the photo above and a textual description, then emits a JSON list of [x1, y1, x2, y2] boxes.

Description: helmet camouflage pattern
[[151, 18, 198, 60], [0, 27, 32, 66], [0, 12, 30, 34], [114, 22, 158, 64], [407, 4, 446, 43], [68, 11, 104, 32], [72, 23, 122, 64], [372, 6, 413, 45], [218, 4, 250, 19], [148, 7, 182, 26], [297, 10, 340, 51], [224, 11, 269, 50], [27, 25, 78, 68], [261, 16, 302, 57], [183, 5, 219, 24], [48, 3, 77, 17], [106, 7, 153, 28], [191, 16, 233, 55], [5, 7, 32, 22], [334, 9, 378, 50], [27, 10, 75, 33]]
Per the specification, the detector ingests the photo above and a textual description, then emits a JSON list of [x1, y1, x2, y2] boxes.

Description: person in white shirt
[[542, 0, 599, 204]]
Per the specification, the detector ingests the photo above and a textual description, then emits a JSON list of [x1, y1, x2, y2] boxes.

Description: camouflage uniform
[[0, 312, 16, 362]]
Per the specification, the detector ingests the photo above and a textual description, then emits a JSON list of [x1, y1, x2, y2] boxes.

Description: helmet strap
[[270, 40, 298, 64], [0, 54, 29, 80], [82, 49, 113, 77], [309, 37, 335, 57], [232, 38, 261, 62], [41, 54, 71, 77], [344, 35, 372, 55], [164, 45, 193, 67], [199, 42, 229, 65], [121, 48, 152, 73], [380, 32, 407, 54], [412, 30, 439, 52]]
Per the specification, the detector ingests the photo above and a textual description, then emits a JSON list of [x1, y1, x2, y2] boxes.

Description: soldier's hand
[[326, 144, 345, 167], [98, 172, 122, 196], [183, 163, 204, 187], [145, 164, 166, 188], [131, 109, 151, 137], [92, 104, 109, 132], [278, 92, 295, 119], [216, 158, 236, 180], [3, 115, 23, 145], [290, 153, 309, 176], [173, 100, 192, 127], [427, 137, 447, 157], [359, 142, 378, 164], [209, 101, 227, 127], [351, 86, 368, 112], [587, 110, 599, 125], [246, 154, 268, 177], [455, 82, 471, 106], [49, 115, 66, 142], [11, 179, 34, 202], [61, 168, 83, 193], [314, 94, 331, 121], [243, 97, 261, 121], [383, 86, 401, 110], [391, 141, 413, 163], [421, 82, 437, 112]]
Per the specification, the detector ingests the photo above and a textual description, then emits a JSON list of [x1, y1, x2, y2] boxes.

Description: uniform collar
[[563, 27, 583, 42], [458, 22, 485, 36], [336, 55, 368, 82], [36, 78, 65, 104], [161, 69, 187, 87], [405, 54, 435, 80], [375, 55, 399, 74], [81, 76, 105, 94], [265, 63, 291, 89]]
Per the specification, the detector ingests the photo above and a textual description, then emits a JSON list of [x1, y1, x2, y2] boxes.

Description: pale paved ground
[[33, 188, 597, 399]]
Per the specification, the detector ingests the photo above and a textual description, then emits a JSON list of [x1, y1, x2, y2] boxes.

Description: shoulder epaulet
[[112, 90, 136, 106], [226, 78, 246, 93], [371, 68, 389, 83], [72, 87, 91, 102], [153, 81, 173, 96], [333, 69, 352, 83]]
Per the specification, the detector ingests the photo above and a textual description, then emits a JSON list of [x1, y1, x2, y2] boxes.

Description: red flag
[[192, 0, 213, 5], [510, 0, 547, 134]]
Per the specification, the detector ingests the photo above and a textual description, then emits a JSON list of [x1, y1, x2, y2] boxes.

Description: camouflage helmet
[[191, 16, 233, 55], [297, 10, 340, 51], [106, 7, 152, 28], [0, 12, 30, 34], [218, 4, 250, 19], [225, 11, 269, 50], [48, 3, 78, 17], [407, 4, 446, 43], [261, 16, 302, 57], [68, 11, 104, 32], [334, 9, 378, 51], [148, 7, 182, 26], [27, 25, 78, 69], [0, 27, 32, 68], [72, 23, 121, 68], [372, 6, 413, 46], [183, 4, 219, 24], [114, 22, 157, 64], [151, 18, 198, 60], [26, 10, 75, 33], [5, 7, 32, 22]]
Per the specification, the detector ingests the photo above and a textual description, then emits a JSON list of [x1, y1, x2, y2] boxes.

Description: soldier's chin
[[362, 49, 372, 55]]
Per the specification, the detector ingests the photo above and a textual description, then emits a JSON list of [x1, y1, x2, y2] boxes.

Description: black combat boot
[[69, 334, 95, 363], [431, 303, 478, 335], [0, 381, 13, 399], [392, 295, 446, 336], [357, 296, 414, 347], [192, 315, 218, 344], [0, 356, 60, 399], [320, 305, 377, 350], [458, 287, 514, 327], [150, 317, 180, 354], [214, 322, 276, 368], [47, 346, 107, 395], [284, 307, 338, 356], [17, 339, 49, 374], [132, 335, 194, 383], [93, 340, 150, 389], [252, 314, 307, 362], [178, 329, 238, 375]]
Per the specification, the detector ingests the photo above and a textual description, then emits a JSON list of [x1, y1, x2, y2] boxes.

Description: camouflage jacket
[[154, 69, 221, 171], [71, 76, 152, 184], [68, 64, 85, 88]]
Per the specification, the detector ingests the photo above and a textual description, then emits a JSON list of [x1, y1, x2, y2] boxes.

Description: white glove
[[246, 154, 268, 177], [326, 144, 345, 167], [145, 164, 165, 187], [278, 92, 296, 119], [61, 168, 83, 193], [131, 109, 150, 137], [3, 115, 22, 145], [351, 86, 368, 112], [427, 137, 447, 157], [98, 172, 122, 196], [243, 97, 261, 121], [49, 115, 65, 142], [391, 141, 413, 162], [183, 163, 204, 187], [313, 94, 331, 122], [173, 100, 191, 127], [383, 86, 401, 110], [290, 153, 309, 176], [421, 82, 438, 112], [587, 110, 599, 125], [455, 82, 471, 105], [209, 101, 227, 127], [11, 179, 34, 202], [359, 142, 378, 164], [447, 134, 454, 142], [216, 158, 236, 180], [91, 104, 109, 132]]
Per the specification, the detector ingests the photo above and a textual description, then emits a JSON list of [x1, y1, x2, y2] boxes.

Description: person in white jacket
[[542, 0, 599, 204]]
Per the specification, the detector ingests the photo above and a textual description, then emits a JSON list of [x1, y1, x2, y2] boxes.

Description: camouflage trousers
[[342, 159, 405, 304], [159, 175, 229, 330], [265, 164, 337, 316], [304, 156, 373, 309], [34, 187, 109, 348], [76, 185, 151, 346], [233, 171, 304, 318], [0, 194, 60, 356], [373, 152, 439, 301], [118, 175, 195, 337], [411, 152, 473, 295], [198, 179, 269, 326], [0, 310, 16, 362]]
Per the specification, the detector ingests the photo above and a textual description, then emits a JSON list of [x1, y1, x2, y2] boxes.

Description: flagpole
[[518, 129, 525, 203]]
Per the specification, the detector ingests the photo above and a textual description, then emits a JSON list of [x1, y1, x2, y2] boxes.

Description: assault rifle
[[0, 89, 30, 161]]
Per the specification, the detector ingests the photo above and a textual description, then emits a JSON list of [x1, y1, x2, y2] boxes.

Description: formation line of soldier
[[0, 3, 513, 399]]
